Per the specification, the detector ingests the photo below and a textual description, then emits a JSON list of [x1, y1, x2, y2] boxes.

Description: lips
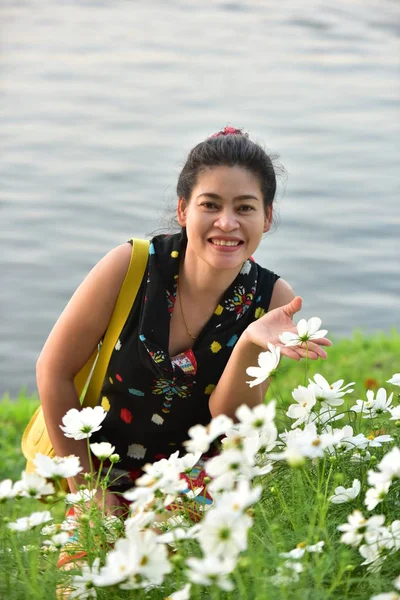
[[208, 238, 244, 247]]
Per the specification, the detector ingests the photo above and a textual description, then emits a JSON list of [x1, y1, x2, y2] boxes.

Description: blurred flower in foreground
[[13, 471, 55, 499], [33, 454, 82, 479], [330, 479, 361, 504], [8, 510, 53, 532], [60, 406, 107, 440], [279, 317, 327, 347], [246, 343, 280, 387]]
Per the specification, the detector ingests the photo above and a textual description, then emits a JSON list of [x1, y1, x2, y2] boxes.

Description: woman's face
[[177, 165, 272, 272]]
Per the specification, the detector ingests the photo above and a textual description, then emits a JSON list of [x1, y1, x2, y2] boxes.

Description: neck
[[179, 245, 242, 300]]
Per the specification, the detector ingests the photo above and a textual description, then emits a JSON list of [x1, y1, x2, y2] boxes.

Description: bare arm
[[209, 279, 331, 419], [36, 243, 132, 492]]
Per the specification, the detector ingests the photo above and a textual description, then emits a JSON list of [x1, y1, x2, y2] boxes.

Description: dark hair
[[176, 127, 282, 212]]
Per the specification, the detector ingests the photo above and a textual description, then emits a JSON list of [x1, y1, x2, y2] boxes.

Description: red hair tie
[[210, 126, 248, 138]]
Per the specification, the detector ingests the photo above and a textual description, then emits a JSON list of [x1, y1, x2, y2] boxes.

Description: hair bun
[[210, 126, 248, 138]]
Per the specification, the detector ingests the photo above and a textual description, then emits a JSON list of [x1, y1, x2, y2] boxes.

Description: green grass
[[0, 329, 399, 599]]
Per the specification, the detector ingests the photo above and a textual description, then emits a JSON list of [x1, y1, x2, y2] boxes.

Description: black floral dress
[[90, 233, 279, 493]]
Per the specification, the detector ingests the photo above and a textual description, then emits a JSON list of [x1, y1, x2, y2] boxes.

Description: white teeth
[[211, 239, 240, 247]]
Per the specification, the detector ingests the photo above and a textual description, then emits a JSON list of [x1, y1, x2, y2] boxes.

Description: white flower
[[60, 406, 107, 440], [367, 434, 394, 447], [69, 558, 100, 599], [33, 453, 82, 479], [94, 529, 171, 588], [286, 385, 317, 428], [370, 593, 400, 600], [350, 389, 393, 419], [280, 541, 324, 559], [66, 489, 97, 505], [279, 317, 328, 347], [42, 531, 70, 549], [166, 450, 202, 474], [197, 508, 252, 559], [0, 479, 17, 500], [365, 482, 391, 511], [184, 414, 233, 454], [213, 480, 262, 514], [8, 510, 53, 531], [330, 479, 361, 504], [246, 343, 280, 387], [330, 425, 368, 452], [186, 556, 236, 591], [389, 406, 400, 420], [90, 442, 115, 460], [13, 471, 55, 499], [395, 575, 400, 591], [165, 583, 191, 600], [235, 400, 276, 435], [271, 561, 303, 585], [359, 543, 386, 572], [368, 447, 400, 486], [308, 374, 354, 407], [337, 510, 368, 547], [387, 373, 400, 387]]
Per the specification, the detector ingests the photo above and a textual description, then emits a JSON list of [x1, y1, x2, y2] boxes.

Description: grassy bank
[[0, 329, 399, 600]]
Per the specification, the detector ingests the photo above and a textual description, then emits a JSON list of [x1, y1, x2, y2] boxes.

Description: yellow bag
[[21, 239, 149, 486]]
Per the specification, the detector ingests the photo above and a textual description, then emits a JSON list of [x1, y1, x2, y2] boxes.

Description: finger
[[310, 337, 332, 347], [280, 347, 301, 361], [299, 342, 328, 359], [283, 296, 303, 320]]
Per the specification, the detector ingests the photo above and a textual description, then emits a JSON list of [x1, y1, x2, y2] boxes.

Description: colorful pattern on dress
[[89, 232, 280, 494]]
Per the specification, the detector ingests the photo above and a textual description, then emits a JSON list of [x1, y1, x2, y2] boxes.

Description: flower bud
[[203, 476, 211, 485], [110, 454, 120, 463], [333, 473, 344, 485], [369, 455, 378, 465], [80, 514, 90, 523]]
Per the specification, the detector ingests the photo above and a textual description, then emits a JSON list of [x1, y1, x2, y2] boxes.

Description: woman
[[37, 126, 331, 518]]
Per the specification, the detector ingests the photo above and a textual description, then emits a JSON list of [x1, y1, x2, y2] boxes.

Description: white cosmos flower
[[60, 406, 107, 440], [165, 583, 191, 600], [33, 453, 82, 479], [66, 488, 97, 505], [367, 434, 394, 447], [90, 442, 115, 460], [184, 414, 233, 454], [186, 556, 236, 591], [8, 510, 53, 531], [308, 374, 354, 407], [365, 482, 391, 511], [279, 317, 328, 347], [271, 561, 303, 585], [330, 479, 361, 504], [328, 425, 368, 452], [246, 343, 280, 387], [350, 388, 393, 419], [0, 479, 17, 500], [212, 480, 262, 513], [389, 406, 400, 420], [42, 531, 70, 549], [280, 541, 324, 559], [286, 385, 317, 428], [387, 373, 400, 387], [197, 508, 252, 559], [13, 471, 55, 499], [367, 447, 400, 487], [235, 400, 276, 435], [69, 558, 100, 599], [337, 511, 385, 547]]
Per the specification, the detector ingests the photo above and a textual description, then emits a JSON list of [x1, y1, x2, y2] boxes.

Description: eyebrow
[[196, 193, 260, 201]]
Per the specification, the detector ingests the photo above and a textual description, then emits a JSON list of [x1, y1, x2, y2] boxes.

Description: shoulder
[[268, 278, 295, 311]]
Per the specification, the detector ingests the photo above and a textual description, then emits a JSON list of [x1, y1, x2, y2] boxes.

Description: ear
[[177, 197, 188, 227], [263, 205, 273, 233]]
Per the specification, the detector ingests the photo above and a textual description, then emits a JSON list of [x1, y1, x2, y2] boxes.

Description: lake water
[[1, 0, 399, 396]]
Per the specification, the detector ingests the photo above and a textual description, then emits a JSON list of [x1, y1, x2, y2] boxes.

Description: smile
[[209, 239, 243, 247]]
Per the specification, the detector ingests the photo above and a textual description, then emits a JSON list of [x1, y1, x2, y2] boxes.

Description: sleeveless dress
[[90, 233, 280, 493]]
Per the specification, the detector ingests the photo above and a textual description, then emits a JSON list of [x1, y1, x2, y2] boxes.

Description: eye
[[201, 202, 219, 210], [238, 205, 255, 212]]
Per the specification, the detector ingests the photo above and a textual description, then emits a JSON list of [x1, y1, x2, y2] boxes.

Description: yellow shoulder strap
[[76, 238, 149, 408]]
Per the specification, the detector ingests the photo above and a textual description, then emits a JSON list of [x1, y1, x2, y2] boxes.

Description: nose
[[213, 208, 240, 231]]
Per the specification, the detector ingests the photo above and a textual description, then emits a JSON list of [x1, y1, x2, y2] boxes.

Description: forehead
[[194, 166, 262, 196]]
